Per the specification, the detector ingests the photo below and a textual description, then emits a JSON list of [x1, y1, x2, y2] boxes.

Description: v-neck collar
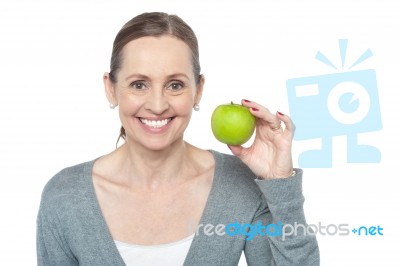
[[85, 149, 224, 265]]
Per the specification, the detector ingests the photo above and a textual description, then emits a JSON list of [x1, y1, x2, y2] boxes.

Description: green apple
[[211, 102, 256, 145]]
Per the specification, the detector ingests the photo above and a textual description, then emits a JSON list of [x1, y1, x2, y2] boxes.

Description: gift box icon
[[286, 40, 382, 168]]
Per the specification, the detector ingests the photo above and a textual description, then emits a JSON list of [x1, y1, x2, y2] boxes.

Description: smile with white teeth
[[139, 118, 172, 128]]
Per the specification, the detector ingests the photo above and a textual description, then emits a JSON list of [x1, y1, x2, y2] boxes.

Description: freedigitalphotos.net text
[[189, 221, 383, 240]]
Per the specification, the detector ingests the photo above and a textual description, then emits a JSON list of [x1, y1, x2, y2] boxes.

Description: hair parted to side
[[108, 12, 201, 145]]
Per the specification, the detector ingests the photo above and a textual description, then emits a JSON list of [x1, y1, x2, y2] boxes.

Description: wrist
[[257, 170, 296, 180]]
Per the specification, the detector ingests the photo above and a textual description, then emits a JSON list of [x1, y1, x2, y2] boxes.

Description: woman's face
[[105, 35, 203, 151]]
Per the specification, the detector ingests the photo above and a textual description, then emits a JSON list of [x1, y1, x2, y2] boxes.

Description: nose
[[145, 90, 169, 114]]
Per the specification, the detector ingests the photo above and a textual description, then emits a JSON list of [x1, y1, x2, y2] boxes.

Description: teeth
[[140, 118, 171, 128]]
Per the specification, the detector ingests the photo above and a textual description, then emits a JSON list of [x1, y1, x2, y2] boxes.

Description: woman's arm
[[228, 99, 319, 264], [244, 170, 320, 265]]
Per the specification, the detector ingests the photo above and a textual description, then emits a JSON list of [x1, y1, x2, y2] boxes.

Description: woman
[[37, 12, 319, 265]]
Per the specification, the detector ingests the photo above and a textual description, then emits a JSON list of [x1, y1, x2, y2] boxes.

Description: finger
[[276, 111, 295, 133], [241, 99, 280, 128], [227, 144, 245, 158]]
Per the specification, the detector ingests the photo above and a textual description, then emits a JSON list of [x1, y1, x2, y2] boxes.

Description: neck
[[116, 139, 193, 188]]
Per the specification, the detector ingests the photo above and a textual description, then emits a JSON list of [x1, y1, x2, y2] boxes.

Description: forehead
[[119, 35, 193, 76]]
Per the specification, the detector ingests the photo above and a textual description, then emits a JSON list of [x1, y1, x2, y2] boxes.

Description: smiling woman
[[106, 12, 202, 145], [36, 12, 319, 266]]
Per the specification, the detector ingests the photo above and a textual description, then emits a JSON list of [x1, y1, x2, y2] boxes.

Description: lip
[[137, 117, 175, 133]]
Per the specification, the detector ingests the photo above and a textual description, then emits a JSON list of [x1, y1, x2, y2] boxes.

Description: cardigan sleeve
[[243, 169, 320, 266], [36, 208, 78, 266]]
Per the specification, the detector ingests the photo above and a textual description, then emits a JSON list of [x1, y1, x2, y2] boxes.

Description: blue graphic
[[287, 39, 382, 168]]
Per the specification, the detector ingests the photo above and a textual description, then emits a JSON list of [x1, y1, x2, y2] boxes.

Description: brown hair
[[108, 12, 201, 144]]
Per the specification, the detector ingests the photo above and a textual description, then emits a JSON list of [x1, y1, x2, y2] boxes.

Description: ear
[[194, 74, 205, 105], [103, 72, 117, 106]]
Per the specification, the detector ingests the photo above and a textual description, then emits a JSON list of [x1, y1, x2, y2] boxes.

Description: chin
[[130, 135, 184, 152]]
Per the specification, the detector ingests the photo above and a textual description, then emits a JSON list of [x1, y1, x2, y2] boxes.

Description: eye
[[169, 82, 184, 91], [130, 81, 147, 90]]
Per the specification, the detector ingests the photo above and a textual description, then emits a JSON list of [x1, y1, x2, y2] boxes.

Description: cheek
[[172, 97, 195, 115], [174, 88, 197, 113], [118, 95, 141, 114]]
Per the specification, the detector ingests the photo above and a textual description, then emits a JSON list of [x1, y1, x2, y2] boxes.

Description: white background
[[1, 0, 400, 265]]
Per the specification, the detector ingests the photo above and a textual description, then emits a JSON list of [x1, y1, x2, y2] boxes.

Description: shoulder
[[211, 150, 263, 205], [39, 160, 96, 215], [214, 151, 255, 176], [211, 149, 257, 181]]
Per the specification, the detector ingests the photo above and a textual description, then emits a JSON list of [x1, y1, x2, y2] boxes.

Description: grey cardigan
[[37, 150, 319, 265]]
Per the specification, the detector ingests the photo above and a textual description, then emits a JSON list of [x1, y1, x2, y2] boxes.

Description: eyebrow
[[124, 73, 190, 81]]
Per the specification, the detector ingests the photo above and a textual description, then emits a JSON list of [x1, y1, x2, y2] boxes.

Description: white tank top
[[114, 234, 195, 266]]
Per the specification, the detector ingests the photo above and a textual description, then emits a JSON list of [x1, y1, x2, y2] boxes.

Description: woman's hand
[[228, 99, 295, 179]]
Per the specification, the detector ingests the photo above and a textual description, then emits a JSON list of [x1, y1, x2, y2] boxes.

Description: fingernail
[[251, 107, 259, 111], [277, 111, 284, 116], [243, 99, 251, 103]]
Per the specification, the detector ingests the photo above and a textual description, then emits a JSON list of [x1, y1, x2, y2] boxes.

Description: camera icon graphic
[[286, 40, 382, 168]]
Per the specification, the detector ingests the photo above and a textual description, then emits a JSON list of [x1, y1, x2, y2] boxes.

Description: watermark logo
[[191, 221, 384, 241], [286, 39, 382, 168]]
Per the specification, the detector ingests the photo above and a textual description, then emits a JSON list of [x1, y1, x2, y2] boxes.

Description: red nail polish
[[251, 107, 259, 111], [244, 99, 251, 102], [277, 111, 284, 116]]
